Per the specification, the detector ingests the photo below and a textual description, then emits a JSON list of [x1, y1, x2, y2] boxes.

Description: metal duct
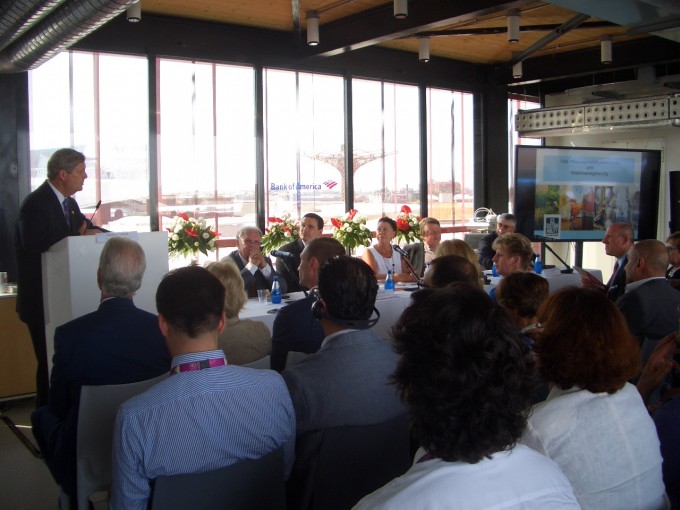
[[0, 0, 138, 73], [0, 0, 64, 53]]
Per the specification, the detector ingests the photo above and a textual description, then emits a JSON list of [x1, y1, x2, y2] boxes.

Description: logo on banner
[[270, 181, 339, 192], [323, 180, 338, 189]]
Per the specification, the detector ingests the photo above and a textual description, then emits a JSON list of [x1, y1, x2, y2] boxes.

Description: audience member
[[283, 256, 405, 508], [423, 255, 481, 289], [404, 217, 441, 276], [31, 237, 170, 499], [270, 237, 345, 372], [275, 213, 324, 292], [495, 271, 549, 334], [434, 239, 484, 285], [665, 232, 680, 289], [521, 287, 666, 510], [206, 258, 271, 365], [618, 239, 680, 357], [491, 232, 534, 276], [477, 212, 515, 270], [16, 148, 103, 406], [110, 266, 295, 510], [362, 217, 415, 282], [580, 222, 632, 300], [225, 226, 287, 298], [354, 284, 579, 509]]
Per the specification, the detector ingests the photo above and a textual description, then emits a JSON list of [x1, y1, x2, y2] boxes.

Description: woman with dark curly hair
[[354, 284, 579, 509], [521, 287, 667, 510]]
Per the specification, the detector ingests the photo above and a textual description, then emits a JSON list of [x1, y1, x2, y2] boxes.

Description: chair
[[241, 355, 271, 369], [463, 232, 486, 252], [289, 413, 412, 510], [285, 351, 309, 369], [76, 375, 166, 510], [150, 447, 286, 510]]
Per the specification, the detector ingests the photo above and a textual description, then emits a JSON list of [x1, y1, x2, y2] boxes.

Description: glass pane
[[508, 97, 541, 213]]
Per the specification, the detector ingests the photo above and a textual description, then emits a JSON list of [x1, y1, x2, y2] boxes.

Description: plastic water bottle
[[534, 254, 543, 275], [384, 269, 395, 294], [491, 262, 498, 277], [270, 276, 282, 304]]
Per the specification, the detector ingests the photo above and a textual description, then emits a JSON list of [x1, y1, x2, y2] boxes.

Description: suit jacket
[[477, 232, 498, 270], [617, 278, 680, 346], [15, 180, 87, 323], [226, 250, 287, 298], [270, 294, 324, 372], [607, 255, 628, 301], [275, 238, 304, 293], [404, 242, 425, 277], [31, 297, 171, 496]]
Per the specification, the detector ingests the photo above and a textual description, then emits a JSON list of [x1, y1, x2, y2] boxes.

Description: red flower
[[179, 213, 189, 221], [268, 217, 283, 223], [400, 205, 411, 214], [184, 227, 198, 238], [347, 209, 358, 220], [331, 217, 343, 229], [396, 218, 410, 231]]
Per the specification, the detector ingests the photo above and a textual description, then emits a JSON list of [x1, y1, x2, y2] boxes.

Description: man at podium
[[15, 148, 102, 407]]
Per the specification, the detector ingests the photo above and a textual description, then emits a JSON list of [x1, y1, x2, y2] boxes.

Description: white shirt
[[521, 384, 667, 510], [368, 246, 401, 275], [353, 444, 580, 509]]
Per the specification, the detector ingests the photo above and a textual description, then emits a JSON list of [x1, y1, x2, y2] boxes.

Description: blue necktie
[[62, 198, 71, 228]]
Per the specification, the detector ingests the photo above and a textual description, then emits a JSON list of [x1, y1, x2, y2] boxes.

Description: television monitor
[[514, 145, 661, 242]]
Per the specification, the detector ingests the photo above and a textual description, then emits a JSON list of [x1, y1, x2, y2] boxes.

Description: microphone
[[392, 245, 424, 288], [271, 250, 294, 258], [392, 244, 408, 257], [89, 200, 101, 224]]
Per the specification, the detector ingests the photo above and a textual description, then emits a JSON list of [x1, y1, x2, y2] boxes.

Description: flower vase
[[189, 253, 200, 266]]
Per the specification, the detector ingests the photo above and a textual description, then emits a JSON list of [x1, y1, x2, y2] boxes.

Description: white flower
[[172, 234, 179, 241], [347, 227, 353, 233], [284, 231, 291, 237], [360, 224, 366, 230], [194, 241, 199, 247], [202, 232, 209, 239], [174, 225, 182, 233]]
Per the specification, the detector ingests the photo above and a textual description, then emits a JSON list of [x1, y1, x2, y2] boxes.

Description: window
[[508, 97, 541, 213]]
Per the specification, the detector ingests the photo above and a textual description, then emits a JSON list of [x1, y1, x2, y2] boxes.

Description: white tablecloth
[[483, 268, 602, 294]]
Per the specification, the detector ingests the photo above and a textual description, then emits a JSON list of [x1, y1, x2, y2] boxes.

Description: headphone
[[311, 293, 380, 330]]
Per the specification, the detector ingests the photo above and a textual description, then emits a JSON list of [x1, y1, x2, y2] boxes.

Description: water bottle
[[270, 276, 282, 304], [491, 262, 498, 277], [384, 269, 395, 294], [534, 254, 543, 275]]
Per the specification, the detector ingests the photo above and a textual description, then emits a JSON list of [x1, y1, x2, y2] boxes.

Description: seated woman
[[495, 271, 548, 335], [423, 255, 482, 289], [491, 233, 534, 276], [205, 259, 271, 365], [521, 287, 667, 510], [362, 217, 414, 282], [434, 239, 484, 285], [355, 284, 579, 509]]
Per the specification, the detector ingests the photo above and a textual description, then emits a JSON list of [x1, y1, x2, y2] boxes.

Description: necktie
[[62, 198, 71, 228], [607, 261, 619, 287]]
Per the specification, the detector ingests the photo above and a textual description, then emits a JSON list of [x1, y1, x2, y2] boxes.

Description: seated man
[[111, 266, 295, 510], [478, 212, 516, 270], [275, 213, 324, 292], [354, 284, 579, 509], [423, 254, 481, 289], [225, 226, 286, 298], [404, 217, 441, 276], [31, 237, 171, 499], [282, 256, 405, 506], [270, 237, 345, 372]]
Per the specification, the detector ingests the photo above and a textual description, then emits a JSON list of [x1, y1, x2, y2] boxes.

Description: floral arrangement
[[261, 214, 300, 253], [395, 205, 422, 244], [167, 213, 219, 257], [331, 209, 373, 250]]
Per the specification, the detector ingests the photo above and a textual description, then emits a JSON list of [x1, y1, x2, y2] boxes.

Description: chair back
[[463, 232, 486, 252], [285, 351, 309, 369], [76, 375, 166, 510], [150, 447, 286, 510], [291, 413, 411, 510], [241, 355, 271, 369]]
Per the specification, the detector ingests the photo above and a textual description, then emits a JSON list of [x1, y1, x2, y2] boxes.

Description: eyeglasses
[[242, 239, 261, 245], [667, 246, 678, 252]]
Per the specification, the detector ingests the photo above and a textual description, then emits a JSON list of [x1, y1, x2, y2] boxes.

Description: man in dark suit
[[270, 237, 345, 372], [31, 236, 171, 500], [477, 213, 516, 270], [581, 222, 632, 301], [404, 217, 441, 277], [16, 148, 102, 406], [275, 213, 324, 292], [225, 226, 286, 298]]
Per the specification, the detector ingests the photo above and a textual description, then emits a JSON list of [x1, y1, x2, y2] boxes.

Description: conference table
[[239, 268, 600, 338]]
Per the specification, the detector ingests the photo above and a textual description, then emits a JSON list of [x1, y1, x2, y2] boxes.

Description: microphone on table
[[392, 244, 409, 257], [89, 200, 102, 224], [392, 244, 424, 288], [270, 250, 294, 258]]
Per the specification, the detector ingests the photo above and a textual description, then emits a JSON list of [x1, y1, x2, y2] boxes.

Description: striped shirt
[[110, 350, 295, 510]]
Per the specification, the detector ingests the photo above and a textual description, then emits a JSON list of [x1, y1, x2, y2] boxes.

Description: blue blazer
[[270, 294, 324, 372], [226, 250, 287, 298], [607, 255, 628, 301], [32, 297, 171, 496]]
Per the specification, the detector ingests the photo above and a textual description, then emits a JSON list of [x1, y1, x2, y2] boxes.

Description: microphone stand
[[277, 255, 308, 297], [541, 241, 573, 274], [395, 250, 424, 288]]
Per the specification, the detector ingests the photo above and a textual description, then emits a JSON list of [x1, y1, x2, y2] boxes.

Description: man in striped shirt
[[110, 266, 295, 510]]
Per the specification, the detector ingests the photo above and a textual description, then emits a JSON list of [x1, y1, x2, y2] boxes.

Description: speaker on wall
[[670, 171, 680, 235]]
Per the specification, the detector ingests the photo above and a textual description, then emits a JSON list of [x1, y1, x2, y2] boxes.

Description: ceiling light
[[601, 35, 612, 64], [419, 37, 430, 63], [307, 12, 319, 46], [513, 61, 523, 79], [507, 9, 520, 43], [127, 1, 141, 23], [394, 0, 408, 19]]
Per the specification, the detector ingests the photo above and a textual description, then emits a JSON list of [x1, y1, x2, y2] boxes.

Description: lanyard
[[170, 357, 226, 375]]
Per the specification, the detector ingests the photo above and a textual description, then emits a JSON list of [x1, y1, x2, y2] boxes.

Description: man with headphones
[[282, 256, 405, 507]]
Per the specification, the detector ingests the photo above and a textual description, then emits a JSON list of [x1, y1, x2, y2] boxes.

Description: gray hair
[[47, 148, 85, 180], [497, 213, 516, 225], [236, 226, 262, 240], [99, 237, 146, 297]]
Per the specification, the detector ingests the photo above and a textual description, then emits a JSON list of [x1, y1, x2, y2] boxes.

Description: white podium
[[42, 231, 169, 374]]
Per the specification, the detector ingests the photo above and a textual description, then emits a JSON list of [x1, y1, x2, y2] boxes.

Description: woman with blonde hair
[[434, 239, 483, 285], [205, 259, 271, 365]]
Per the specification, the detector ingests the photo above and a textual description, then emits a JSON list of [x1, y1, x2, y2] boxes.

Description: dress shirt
[[353, 444, 580, 509], [239, 253, 272, 279], [110, 350, 295, 510], [624, 276, 666, 294], [521, 383, 666, 510]]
